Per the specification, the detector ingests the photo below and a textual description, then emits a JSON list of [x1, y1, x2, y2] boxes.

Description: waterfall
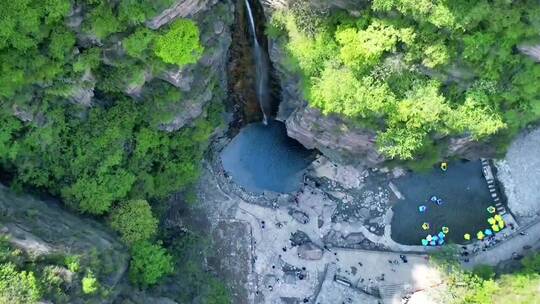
[[245, 0, 271, 124]]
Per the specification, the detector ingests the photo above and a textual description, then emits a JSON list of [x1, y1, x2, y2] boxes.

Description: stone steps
[[481, 158, 508, 215]]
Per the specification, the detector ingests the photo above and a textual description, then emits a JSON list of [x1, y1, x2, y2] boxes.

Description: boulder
[[69, 86, 94, 106], [518, 44, 540, 62], [344, 232, 366, 244], [146, 0, 219, 29], [290, 209, 310, 224], [297, 242, 323, 260], [290, 230, 311, 246], [160, 68, 194, 92], [12, 105, 34, 122]]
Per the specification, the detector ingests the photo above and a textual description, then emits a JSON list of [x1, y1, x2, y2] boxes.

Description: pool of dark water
[[220, 121, 314, 193], [390, 160, 495, 245]]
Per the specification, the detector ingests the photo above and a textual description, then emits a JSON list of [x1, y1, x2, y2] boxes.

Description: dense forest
[[269, 0, 540, 160], [0, 0, 227, 302], [432, 247, 540, 303]]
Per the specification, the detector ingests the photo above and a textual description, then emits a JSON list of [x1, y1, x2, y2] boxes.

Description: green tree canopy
[[271, 0, 540, 161], [109, 199, 158, 245], [154, 19, 204, 66], [336, 20, 414, 72], [0, 0, 70, 51], [310, 65, 394, 118], [129, 241, 174, 286], [0, 263, 41, 304], [123, 28, 158, 60]]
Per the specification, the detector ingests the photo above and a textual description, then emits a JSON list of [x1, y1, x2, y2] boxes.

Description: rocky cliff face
[[0, 184, 128, 303], [156, 0, 235, 132], [263, 0, 386, 166], [285, 107, 384, 165], [64, 0, 234, 132]]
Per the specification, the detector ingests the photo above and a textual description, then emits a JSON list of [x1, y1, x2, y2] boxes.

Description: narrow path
[[466, 218, 540, 267]]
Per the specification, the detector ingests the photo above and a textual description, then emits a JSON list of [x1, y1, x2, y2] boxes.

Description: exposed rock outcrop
[[519, 43, 540, 62], [0, 184, 129, 302], [12, 105, 34, 122], [445, 135, 496, 160], [269, 38, 383, 165], [297, 242, 323, 260], [67, 70, 96, 106], [157, 1, 234, 131], [117, 291, 180, 304], [146, 0, 219, 30], [496, 127, 540, 222], [289, 209, 310, 224], [64, 0, 234, 131], [159, 87, 214, 131], [260, 0, 388, 166], [286, 107, 385, 165], [160, 68, 194, 91]]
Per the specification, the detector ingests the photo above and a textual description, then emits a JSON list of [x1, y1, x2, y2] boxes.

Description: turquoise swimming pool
[[390, 160, 496, 245]]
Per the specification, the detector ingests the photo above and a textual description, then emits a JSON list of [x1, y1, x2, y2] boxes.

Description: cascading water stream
[[220, 0, 315, 193], [244, 0, 270, 124]]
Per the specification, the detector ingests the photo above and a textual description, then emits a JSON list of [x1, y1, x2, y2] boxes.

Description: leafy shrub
[[86, 3, 123, 39], [109, 199, 158, 245], [336, 20, 413, 72], [129, 241, 174, 287], [289, 0, 329, 37], [205, 280, 231, 304], [154, 19, 204, 66], [41, 266, 68, 300], [123, 28, 158, 60], [0, 238, 14, 264], [472, 264, 495, 280], [64, 255, 80, 273], [0, 263, 41, 304], [81, 271, 99, 295], [522, 252, 540, 274], [432, 250, 540, 304]]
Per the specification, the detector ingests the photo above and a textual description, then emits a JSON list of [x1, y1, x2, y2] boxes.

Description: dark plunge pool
[[220, 121, 314, 193], [390, 160, 494, 245]]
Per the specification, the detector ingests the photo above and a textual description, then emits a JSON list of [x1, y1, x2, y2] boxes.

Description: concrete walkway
[[235, 199, 442, 304], [466, 218, 540, 267]]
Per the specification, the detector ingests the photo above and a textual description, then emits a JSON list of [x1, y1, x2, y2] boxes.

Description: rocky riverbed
[[195, 133, 445, 303], [195, 122, 540, 303]]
